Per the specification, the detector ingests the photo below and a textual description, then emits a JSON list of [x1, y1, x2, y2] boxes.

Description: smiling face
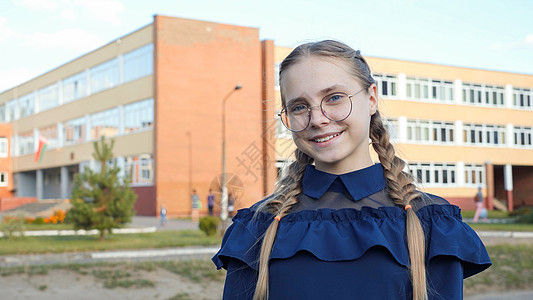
[[281, 56, 378, 174]]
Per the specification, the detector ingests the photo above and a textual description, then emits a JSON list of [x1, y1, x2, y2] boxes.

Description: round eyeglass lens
[[321, 93, 352, 122], [280, 105, 310, 132]]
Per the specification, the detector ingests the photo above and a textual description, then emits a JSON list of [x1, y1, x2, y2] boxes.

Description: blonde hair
[[253, 40, 427, 300]]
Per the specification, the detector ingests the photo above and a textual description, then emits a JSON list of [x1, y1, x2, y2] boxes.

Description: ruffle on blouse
[[212, 204, 491, 277]]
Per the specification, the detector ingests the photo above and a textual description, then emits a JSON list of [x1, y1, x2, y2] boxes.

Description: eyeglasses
[[278, 88, 364, 132]]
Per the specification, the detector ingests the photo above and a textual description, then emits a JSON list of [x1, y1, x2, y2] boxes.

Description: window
[[274, 63, 280, 89], [463, 123, 506, 146], [406, 77, 453, 102], [64, 116, 87, 146], [406, 120, 454, 144], [0, 137, 7, 157], [18, 131, 34, 156], [0, 104, 4, 123], [90, 58, 119, 94], [39, 124, 59, 149], [123, 44, 153, 83], [514, 126, 533, 147], [125, 154, 153, 186], [90, 108, 120, 140], [63, 71, 87, 103], [38, 83, 59, 112], [383, 118, 398, 141], [462, 83, 504, 107], [124, 98, 154, 134], [409, 162, 456, 187], [513, 88, 533, 109], [276, 113, 292, 139], [0, 172, 7, 187], [5, 99, 17, 122], [18, 92, 35, 118], [373, 74, 397, 98], [464, 164, 485, 186]]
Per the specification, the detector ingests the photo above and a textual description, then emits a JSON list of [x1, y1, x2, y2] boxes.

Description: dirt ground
[[0, 265, 224, 300]]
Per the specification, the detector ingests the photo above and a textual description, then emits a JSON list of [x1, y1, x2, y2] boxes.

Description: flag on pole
[[34, 136, 48, 163]]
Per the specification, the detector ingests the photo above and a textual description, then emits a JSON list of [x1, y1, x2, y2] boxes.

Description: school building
[[0, 15, 531, 216]]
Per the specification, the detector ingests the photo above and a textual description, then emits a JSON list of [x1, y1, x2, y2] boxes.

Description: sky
[[0, 0, 532, 93]]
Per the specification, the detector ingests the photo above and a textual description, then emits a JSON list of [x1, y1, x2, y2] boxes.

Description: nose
[[308, 105, 330, 127]]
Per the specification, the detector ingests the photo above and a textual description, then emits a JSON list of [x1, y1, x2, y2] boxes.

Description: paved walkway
[[465, 290, 533, 300], [129, 215, 199, 231]]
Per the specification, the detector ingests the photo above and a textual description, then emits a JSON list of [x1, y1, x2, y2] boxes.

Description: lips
[[310, 131, 343, 143]]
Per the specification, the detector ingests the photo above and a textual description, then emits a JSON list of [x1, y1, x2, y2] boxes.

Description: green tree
[[66, 136, 137, 240]]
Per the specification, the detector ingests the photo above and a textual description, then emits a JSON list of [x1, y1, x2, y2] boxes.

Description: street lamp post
[[221, 84, 242, 221]]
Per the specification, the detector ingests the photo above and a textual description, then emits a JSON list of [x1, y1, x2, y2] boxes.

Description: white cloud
[[525, 34, 533, 46], [0, 17, 16, 42], [0, 68, 43, 93], [61, 8, 76, 20], [73, 0, 125, 25], [12, 0, 59, 10], [491, 33, 533, 51], [25, 28, 105, 52]]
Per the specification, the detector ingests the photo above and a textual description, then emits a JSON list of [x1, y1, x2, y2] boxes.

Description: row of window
[[277, 115, 533, 148], [368, 74, 532, 109], [14, 98, 154, 156], [409, 162, 485, 187], [87, 154, 153, 186], [384, 118, 532, 148], [406, 77, 454, 102], [0, 44, 153, 123]]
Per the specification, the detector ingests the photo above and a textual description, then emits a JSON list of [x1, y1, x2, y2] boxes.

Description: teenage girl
[[213, 40, 491, 300]]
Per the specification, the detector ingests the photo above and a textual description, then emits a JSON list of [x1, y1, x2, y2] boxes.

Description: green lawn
[[468, 222, 533, 232], [0, 230, 221, 255], [461, 210, 511, 219], [464, 244, 533, 292]]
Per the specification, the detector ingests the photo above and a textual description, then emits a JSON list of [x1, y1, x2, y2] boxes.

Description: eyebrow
[[285, 84, 349, 106]]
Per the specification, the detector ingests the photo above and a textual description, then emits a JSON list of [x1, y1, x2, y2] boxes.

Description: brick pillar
[[485, 162, 494, 210], [261, 40, 277, 196]]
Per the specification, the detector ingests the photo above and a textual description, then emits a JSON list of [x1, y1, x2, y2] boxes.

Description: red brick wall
[[0, 123, 14, 198], [447, 197, 477, 211], [0, 197, 37, 211], [133, 186, 157, 216], [513, 166, 533, 207], [154, 16, 267, 216]]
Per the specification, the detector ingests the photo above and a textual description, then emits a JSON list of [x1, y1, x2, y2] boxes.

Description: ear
[[368, 83, 378, 115]]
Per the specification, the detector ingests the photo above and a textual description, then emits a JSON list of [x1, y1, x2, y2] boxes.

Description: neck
[[314, 156, 374, 175]]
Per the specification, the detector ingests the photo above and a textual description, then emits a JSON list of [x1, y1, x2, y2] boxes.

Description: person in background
[[208, 189, 215, 216], [159, 203, 167, 227], [473, 186, 484, 223], [191, 189, 201, 222]]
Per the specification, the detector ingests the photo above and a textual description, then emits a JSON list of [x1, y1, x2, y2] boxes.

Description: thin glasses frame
[[278, 88, 365, 132]]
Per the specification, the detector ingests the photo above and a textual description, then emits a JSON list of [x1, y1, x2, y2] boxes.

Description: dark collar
[[302, 164, 387, 201]]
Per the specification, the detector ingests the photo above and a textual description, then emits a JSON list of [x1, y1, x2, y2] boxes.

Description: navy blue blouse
[[213, 164, 491, 299]]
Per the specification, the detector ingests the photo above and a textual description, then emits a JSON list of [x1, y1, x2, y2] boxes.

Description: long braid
[[253, 149, 313, 300], [370, 111, 427, 300]]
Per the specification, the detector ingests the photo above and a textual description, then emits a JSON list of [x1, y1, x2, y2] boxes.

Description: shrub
[[199, 216, 220, 236], [516, 208, 533, 224], [1, 214, 25, 239], [33, 217, 45, 225]]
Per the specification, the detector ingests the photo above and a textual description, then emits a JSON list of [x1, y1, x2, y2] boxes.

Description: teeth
[[314, 132, 341, 142]]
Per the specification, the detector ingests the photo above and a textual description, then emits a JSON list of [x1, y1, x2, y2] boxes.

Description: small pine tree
[[66, 136, 137, 240]]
